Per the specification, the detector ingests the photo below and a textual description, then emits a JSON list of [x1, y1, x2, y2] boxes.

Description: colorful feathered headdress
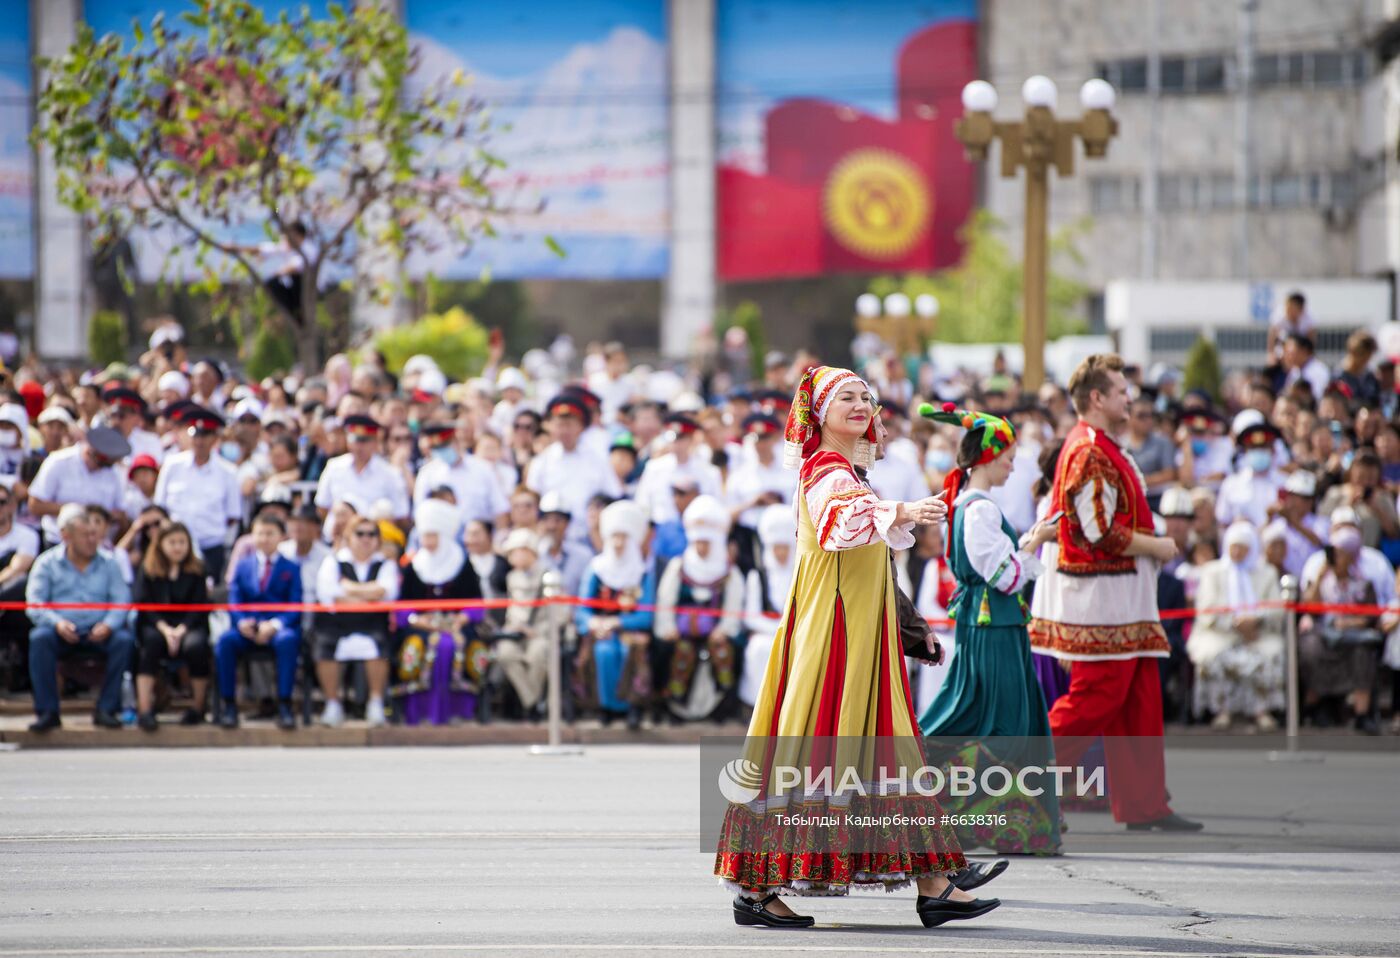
[[918, 401, 1017, 537]]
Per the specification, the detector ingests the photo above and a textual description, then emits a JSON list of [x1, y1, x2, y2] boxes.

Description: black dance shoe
[[916, 881, 1001, 928], [137, 711, 159, 733], [1125, 811, 1204, 832], [732, 893, 814, 928], [179, 708, 205, 726], [950, 859, 1008, 892]]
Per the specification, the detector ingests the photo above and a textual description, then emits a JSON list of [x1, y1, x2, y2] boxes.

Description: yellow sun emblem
[[822, 148, 931, 259]]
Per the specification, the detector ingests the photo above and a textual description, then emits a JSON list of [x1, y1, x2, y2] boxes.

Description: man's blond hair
[[1068, 353, 1125, 414]]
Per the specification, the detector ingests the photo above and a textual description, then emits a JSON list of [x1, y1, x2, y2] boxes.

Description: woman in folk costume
[[655, 494, 746, 721], [916, 402, 1063, 856], [573, 499, 656, 729], [716, 366, 1002, 930], [394, 498, 485, 725], [1189, 521, 1286, 730], [738, 504, 797, 709]]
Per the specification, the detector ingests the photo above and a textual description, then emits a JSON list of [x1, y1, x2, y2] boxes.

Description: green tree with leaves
[[88, 309, 129, 367], [373, 307, 489, 382], [867, 210, 1090, 346], [1182, 336, 1223, 404], [34, 0, 536, 371]]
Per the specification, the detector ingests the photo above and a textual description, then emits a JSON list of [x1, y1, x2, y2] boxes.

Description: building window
[[1089, 175, 1139, 214], [1101, 46, 1369, 96]]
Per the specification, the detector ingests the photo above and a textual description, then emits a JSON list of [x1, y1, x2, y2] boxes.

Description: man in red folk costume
[[1028, 354, 1204, 832]]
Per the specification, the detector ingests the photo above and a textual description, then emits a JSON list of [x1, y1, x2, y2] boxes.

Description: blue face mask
[[430, 445, 460, 466], [1245, 449, 1273, 473], [219, 441, 241, 462], [925, 450, 954, 473], [1190, 438, 1209, 457]]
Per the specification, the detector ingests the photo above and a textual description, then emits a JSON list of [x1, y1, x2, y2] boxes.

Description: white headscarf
[[592, 500, 648, 591], [1223, 520, 1259, 613], [758, 503, 796, 605], [681, 494, 732, 584], [411, 498, 466, 586]]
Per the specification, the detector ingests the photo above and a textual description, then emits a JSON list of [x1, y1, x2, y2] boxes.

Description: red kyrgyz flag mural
[[717, 18, 977, 281]]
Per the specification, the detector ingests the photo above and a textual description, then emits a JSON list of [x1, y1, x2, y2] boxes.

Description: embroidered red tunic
[[1028, 421, 1170, 661]]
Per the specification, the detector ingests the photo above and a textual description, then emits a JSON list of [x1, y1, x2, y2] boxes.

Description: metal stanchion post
[[529, 571, 583, 757], [1269, 575, 1323, 764]]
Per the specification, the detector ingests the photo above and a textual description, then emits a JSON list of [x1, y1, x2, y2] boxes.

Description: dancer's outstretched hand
[[903, 491, 947, 525]]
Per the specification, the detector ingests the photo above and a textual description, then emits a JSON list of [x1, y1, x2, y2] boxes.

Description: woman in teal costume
[[917, 402, 1064, 855]]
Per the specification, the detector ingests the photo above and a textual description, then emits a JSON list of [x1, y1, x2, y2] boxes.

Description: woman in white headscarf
[[394, 497, 484, 725], [739, 504, 796, 708], [573, 499, 655, 729], [655, 494, 745, 722], [1189, 520, 1286, 730]]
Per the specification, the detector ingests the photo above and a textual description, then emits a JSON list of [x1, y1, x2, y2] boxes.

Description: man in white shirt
[[101, 386, 164, 465], [634, 413, 723, 526], [1216, 423, 1285, 529], [154, 407, 242, 581], [525, 395, 616, 546], [413, 422, 509, 532], [312, 513, 400, 728], [587, 342, 636, 426], [27, 427, 130, 545], [313, 414, 410, 525], [1281, 332, 1331, 404], [1262, 470, 1329, 579], [724, 413, 794, 572], [1182, 408, 1231, 491]]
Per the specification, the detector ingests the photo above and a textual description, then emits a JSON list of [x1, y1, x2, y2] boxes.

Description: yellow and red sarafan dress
[[715, 451, 967, 896]]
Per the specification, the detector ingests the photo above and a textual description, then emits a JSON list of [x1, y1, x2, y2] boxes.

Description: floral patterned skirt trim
[[713, 795, 967, 897]]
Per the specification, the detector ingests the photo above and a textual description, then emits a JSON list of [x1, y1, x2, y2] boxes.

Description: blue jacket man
[[216, 515, 302, 729]]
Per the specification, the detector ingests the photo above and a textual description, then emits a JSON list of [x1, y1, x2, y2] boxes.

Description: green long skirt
[[918, 621, 1063, 855]]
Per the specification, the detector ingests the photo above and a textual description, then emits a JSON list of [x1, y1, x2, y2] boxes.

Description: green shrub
[[373, 307, 490, 381]]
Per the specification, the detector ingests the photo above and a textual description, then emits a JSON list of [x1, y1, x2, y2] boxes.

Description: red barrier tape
[[2, 596, 1388, 631]]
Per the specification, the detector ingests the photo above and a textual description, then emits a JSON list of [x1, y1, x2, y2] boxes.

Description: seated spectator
[[1300, 526, 1385, 734], [465, 519, 509, 615], [279, 503, 332, 606], [492, 529, 555, 721], [217, 514, 302, 730], [1263, 470, 1328, 579], [394, 498, 482, 726], [1317, 449, 1398, 550], [1188, 522, 1285, 731], [654, 495, 744, 723], [537, 493, 592, 598], [0, 483, 40, 690], [86, 505, 133, 584], [123, 454, 159, 519], [574, 500, 655, 729], [313, 513, 399, 728], [25, 503, 135, 732], [739, 504, 796, 709], [133, 522, 211, 731]]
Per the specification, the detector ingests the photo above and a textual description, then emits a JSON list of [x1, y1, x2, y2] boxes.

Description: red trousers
[[1048, 656, 1172, 824]]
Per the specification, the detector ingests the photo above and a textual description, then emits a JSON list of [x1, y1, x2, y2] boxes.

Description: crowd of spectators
[[0, 293, 1396, 735]]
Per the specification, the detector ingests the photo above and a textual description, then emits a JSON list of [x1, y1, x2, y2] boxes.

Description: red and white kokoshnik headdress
[[782, 365, 878, 470]]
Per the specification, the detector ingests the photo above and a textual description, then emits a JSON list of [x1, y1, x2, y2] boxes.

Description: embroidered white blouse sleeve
[[1073, 476, 1119, 544], [963, 498, 1044, 594], [803, 459, 914, 552]]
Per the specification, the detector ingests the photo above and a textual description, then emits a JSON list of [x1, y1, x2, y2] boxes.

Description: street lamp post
[[955, 76, 1118, 391], [854, 291, 940, 359]]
